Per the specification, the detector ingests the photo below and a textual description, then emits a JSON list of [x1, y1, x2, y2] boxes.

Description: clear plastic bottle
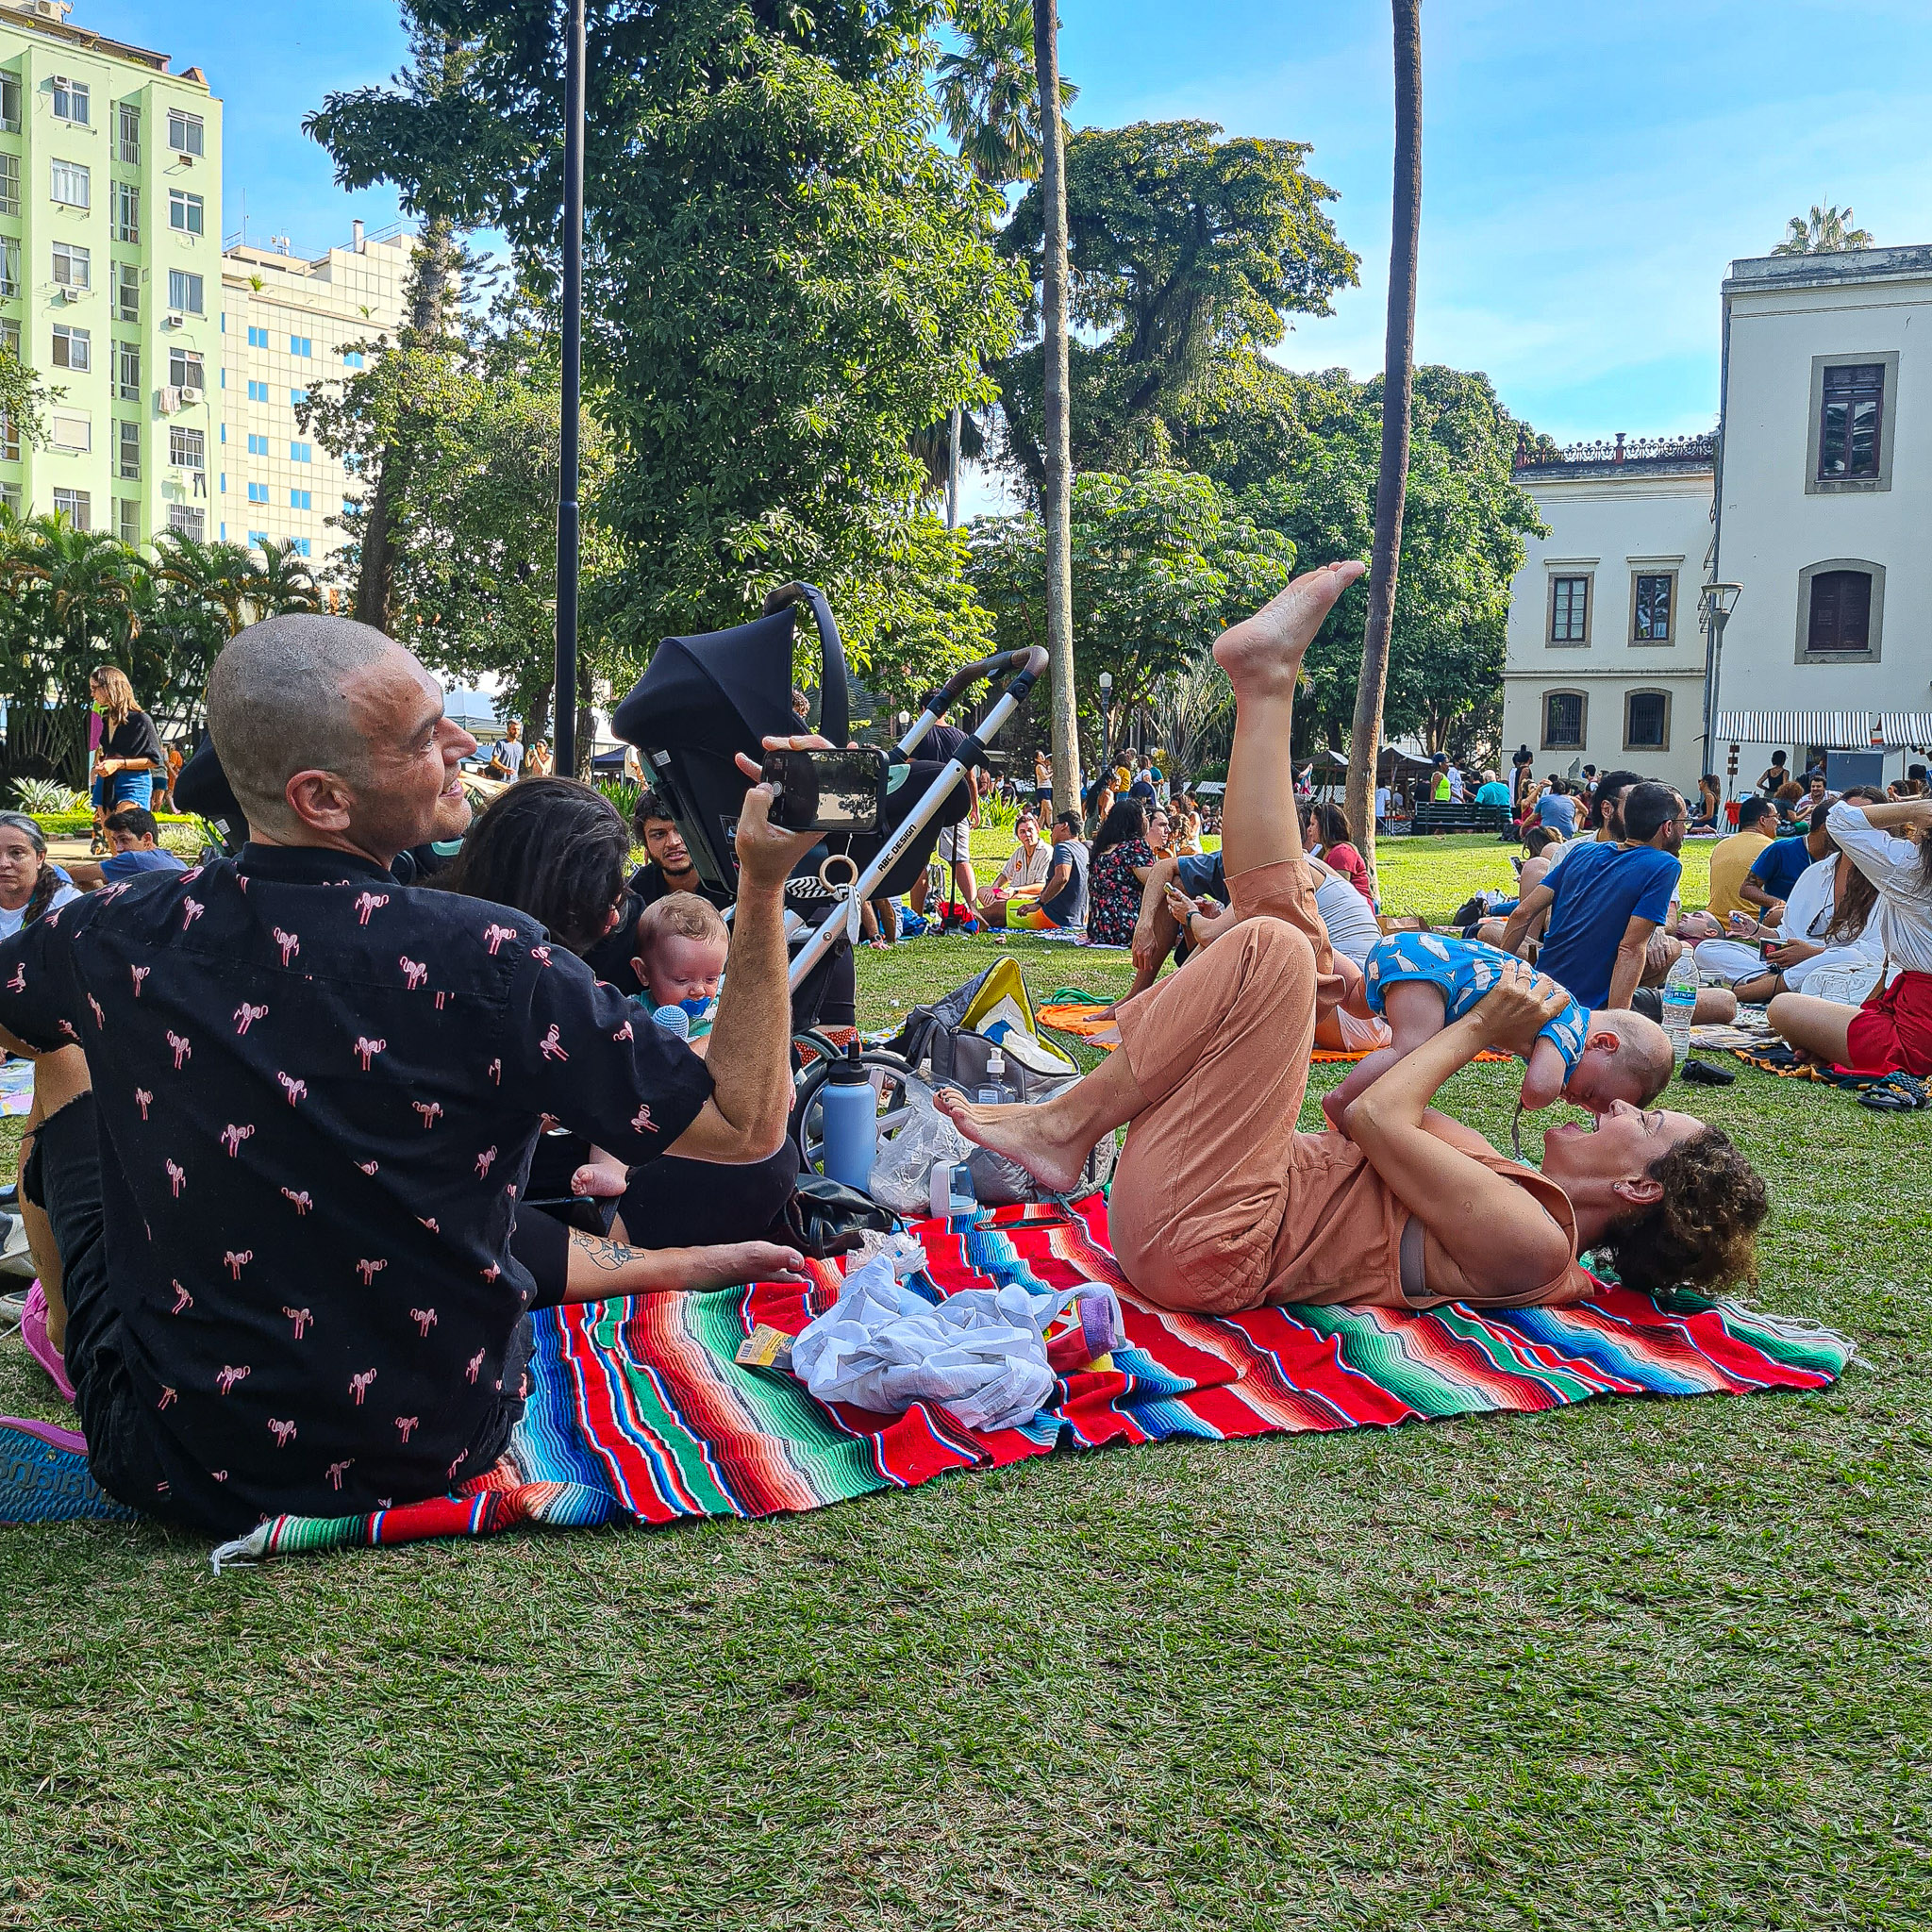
[[977, 1047, 1009, 1106], [1660, 950, 1698, 1065]]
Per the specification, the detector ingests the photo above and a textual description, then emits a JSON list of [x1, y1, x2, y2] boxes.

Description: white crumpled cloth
[[790, 1251, 1080, 1433]]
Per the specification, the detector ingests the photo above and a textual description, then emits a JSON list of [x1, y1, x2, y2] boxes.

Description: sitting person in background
[[1474, 770, 1513, 814], [977, 810, 1053, 924], [1146, 807, 1174, 858], [1088, 799, 1158, 948], [0, 812, 81, 941], [1773, 780, 1804, 826], [1321, 932, 1674, 1132], [1005, 808, 1089, 932], [1537, 779, 1579, 837], [1707, 796, 1778, 922], [1740, 811, 1832, 928], [63, 805, 189, 891], [1304, 801, 1374, 906]]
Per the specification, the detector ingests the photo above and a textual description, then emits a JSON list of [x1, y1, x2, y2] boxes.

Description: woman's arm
[[1344, 964, 1576, 1296]]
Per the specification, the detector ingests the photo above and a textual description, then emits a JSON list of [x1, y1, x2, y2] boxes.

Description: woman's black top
[[101, 709, 164, 772]]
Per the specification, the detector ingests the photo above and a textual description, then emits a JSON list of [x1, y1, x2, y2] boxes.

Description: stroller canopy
[[613, 608, 803, 762]]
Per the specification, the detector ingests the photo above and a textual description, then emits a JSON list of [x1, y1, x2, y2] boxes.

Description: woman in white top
[[0, 813, 82, 942], [1768, 796, 1932, 1074]]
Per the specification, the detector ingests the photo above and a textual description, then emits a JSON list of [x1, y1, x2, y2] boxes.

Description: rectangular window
[[291, 441, 312, 462], [54, 487, 92, 530], [168, 269, 204, 314], [113, 180, 139, 242], [51, 324, 90, 372], [246, 379, 269, 402], [292, 538, 312, 558], [291, 488, 311, 510], [1, 317, 18, 358], [247, 529, 269, 550], [342, 350, 364, 370], [49, 158, 90, 208], [291, 387, 308, 406], [169, 505, 205, 541], [0, 238, 17, 300], [167, 108, 205, 157], [1807, 569, 1874, 653], [119, 419, 141, 479], [116, 341, 140, 400], [1632, 573, 1674, 642], [246, 481, 269, 503], [0, 413, 17, 464], [116, 262, 141, 321], [1818, 363, 1884, 481], [118, 101, 140, 164], [247, 325, 269, 348], [0, 152, 17, 218], [168, 348, 205, 391], [52, 242, 92, 291], [117, 497, 140, 544], [290, 335, 312, 358], [1624, 691, 1670, 751], [168, 189, 204, 237], [1542, 691, 1585, 751], [246, 433, 269, 456], [1549, 575, 1590, 643], [1, 74, 20, 135], [169, 426, 205, 470], [50, 411, 91, 453], [52, 77, 90, 126]]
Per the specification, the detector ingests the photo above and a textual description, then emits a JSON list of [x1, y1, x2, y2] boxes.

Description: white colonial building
[[1504, 242, 1932, 798]]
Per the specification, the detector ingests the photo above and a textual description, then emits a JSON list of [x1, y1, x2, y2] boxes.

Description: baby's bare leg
[[1323, 981, 1444, 1132], [1520, 1035, 1569, 1109]]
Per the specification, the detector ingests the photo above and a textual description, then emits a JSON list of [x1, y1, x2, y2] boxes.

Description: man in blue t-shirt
[[1537, 783, 1578, 836], [1740, 824, 1822, 923], [65, 806, 190, 891], [1501, 782, 1685, 1010]]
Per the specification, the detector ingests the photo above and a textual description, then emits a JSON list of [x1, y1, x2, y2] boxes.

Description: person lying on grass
[[1317, 932, 1674, 1136], [936, 562, 1768, 1314]]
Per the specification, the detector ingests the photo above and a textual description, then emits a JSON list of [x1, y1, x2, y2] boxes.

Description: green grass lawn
[[2, 838, 1925, 1929]]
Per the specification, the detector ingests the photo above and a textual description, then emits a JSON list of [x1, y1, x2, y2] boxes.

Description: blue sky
[[81, 0, 1932, 455]]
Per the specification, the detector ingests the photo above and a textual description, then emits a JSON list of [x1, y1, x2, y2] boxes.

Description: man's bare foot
[[1212, 560, 1367, 696], [932, 1091, 1092, 1195], [571, 1159, 630, 1199]]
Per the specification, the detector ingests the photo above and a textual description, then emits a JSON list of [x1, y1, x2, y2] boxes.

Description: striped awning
[[1713, 708, 1932, 750]]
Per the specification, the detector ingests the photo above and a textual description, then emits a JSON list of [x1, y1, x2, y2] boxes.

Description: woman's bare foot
[[1211, 560, 1366, 695], [933, 1091, 1093, 1195], [570, 1158, 630, 1199]]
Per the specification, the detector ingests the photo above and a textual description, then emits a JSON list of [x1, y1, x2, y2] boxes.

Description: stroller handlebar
[[921, 647, 1050, 721]]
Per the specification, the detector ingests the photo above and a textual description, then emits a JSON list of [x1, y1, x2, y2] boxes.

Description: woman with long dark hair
[[0, 813, 80, 941], [1088, 797, 1155, 946], [1304, 800, 1374, 906]]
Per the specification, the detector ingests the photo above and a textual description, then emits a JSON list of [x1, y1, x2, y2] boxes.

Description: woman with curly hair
[[936, 564, 1769, 1311]]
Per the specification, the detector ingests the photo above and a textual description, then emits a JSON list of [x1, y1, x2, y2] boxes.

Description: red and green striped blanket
[[208, 1197, 1850, 1565]]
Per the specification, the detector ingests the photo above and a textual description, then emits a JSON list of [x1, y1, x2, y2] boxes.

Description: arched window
[[1542, 691, 1586, 750], [1624, 690, 1670, 751]]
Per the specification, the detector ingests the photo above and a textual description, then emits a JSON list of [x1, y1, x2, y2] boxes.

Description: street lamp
[[1098, 671, 1113, 763], [1701, 581, 1742, 785]]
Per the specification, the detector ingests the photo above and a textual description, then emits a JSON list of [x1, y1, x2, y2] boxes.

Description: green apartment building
[[0, 0, 221, 544]]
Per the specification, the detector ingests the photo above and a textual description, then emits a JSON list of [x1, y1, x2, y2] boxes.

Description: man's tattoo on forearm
[[570, 1227, 641, 1271]]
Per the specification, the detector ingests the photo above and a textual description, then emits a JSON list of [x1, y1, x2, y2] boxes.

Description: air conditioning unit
[[164, 310, 184, 330], [178, 385, 204, 406]]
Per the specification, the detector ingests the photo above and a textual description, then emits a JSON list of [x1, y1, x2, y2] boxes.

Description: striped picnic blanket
[[204, 1197, 1850, 1564]]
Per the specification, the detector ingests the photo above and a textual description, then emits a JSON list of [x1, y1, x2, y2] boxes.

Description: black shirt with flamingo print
[[0, 843, 711, 1531]]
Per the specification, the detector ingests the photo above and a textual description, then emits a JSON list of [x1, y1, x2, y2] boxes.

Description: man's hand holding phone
[[732, 736, 837, 892]]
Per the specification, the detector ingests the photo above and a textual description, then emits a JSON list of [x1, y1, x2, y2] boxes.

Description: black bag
[[779, 1175, 898, 1257]]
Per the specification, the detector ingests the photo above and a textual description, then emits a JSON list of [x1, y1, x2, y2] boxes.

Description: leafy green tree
[[997, 120, 1359, 479], [151, 533, 261, 640], [308, 0, 1025, 674], [0, 340, 55, 455], [936, 0, 1075, 186], [1773, 205, 1874, 255]]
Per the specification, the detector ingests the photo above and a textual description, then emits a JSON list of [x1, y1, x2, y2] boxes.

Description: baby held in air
[[1322, 933, 1674, 1135]]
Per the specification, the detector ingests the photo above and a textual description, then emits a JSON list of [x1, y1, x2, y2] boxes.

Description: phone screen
[[761, 747, 885, 833]]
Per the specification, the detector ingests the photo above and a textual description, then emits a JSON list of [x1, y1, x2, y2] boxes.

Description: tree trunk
[[1031, 0, 1081, 823], [944, 407, 962, 531], [354, 457, 398, 630], [1345, 0, 1423, 884]]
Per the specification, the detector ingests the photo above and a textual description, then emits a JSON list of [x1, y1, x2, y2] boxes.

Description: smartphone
[[759, 745, 886, 834]]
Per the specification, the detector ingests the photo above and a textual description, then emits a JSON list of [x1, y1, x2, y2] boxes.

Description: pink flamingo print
[[612, 1019, 634, 1042], [179, 866, 202, 884], [219, 1123, 255, 1158], [166, 1030, 192, 1070], [272, 927, 300, 966], [409, 1307, 438, 1338], [418, 1215, 441, 1234], [412, 1100, 444, 1130], [267, 1419, 298, 1449], [353, 891, 390, 925], [325, 1459, 353, 1491], [399, 956, 429, 990], [282, 1307, 312, 1339], [529, 944, 552, 967], [352, 1035, 386, 1070], [157, 1386, 177, 1410], [58, 1018, 80, 1042], [276, 1072, 307, 1106], [480, 1263, 501, 1286], [222, 1249, 251, 1280], [434, 991, 447, 1010], [355, 1257, 387, 1286], [95, 880, 135, 904], [280, 1187, 312, 1216], [631, 1103, 656, 1135], [465, 1348, 486, 1384], [87, 993, 107, 1030], [448, 1455, 467, 1483], [358, 1159, 379, 1175], [348, 1368, 378, 1406], [180, 896, 205, 930], [171, 1281, 192, 1313], [232, 1001, 269, 1036], [165, 1158, 187, 1198], [134, 1088, 153, 1121], [475, 1145, 497, 1178], [393, 1416, 421, 1444], [482, 922, 516, 956], [215, 1364, 250, 1394], [129, 964, 150, 997], [5, 963, 24, 993], [538, 1024, 568, 1061], [486, 1057, 502, 1084]]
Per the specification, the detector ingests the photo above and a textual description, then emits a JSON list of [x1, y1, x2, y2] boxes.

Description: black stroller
[[612, 581, 1049, 1030]]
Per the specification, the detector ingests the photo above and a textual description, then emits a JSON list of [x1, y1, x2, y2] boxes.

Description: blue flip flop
[[0, 1417, 141, 1524]]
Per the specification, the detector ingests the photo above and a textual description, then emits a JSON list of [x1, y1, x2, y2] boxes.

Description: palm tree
[[1343, 0, 1423, 884], [151, 530, 260, 639], [248, 538, 324, 622], [1773, 205, 1874, 256]]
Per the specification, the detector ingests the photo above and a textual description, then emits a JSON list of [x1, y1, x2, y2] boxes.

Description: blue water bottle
[[820, 1043, 878, 1192]]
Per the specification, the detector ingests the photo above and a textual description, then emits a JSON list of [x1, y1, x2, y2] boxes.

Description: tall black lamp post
[[553, 0, 586, 775]]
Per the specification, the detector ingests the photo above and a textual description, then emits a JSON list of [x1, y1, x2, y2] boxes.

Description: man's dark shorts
[[1631, 988, 1663, 1023]]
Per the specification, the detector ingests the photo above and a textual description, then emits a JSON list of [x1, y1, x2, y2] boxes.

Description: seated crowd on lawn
[[5, 609, 1931, 1538]]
